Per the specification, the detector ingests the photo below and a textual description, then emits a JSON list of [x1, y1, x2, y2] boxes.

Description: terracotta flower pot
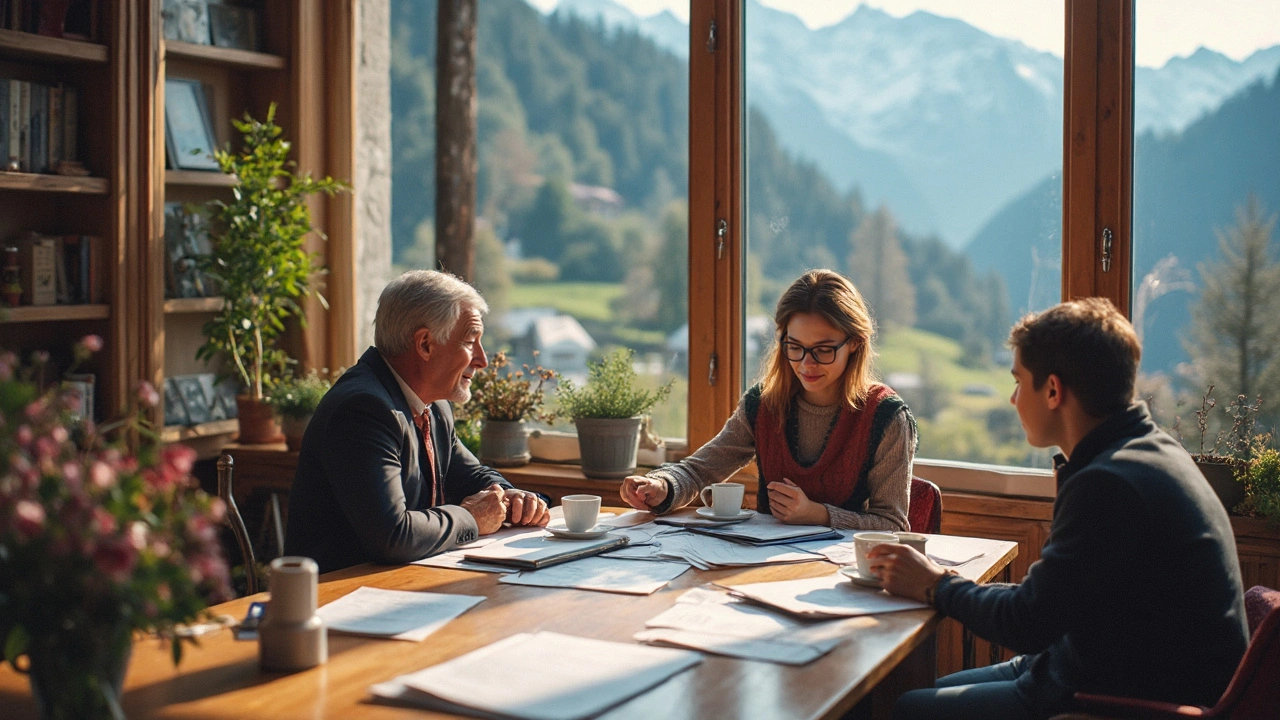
[[281, 413, 313, 452], [236, 395, 284, 444]]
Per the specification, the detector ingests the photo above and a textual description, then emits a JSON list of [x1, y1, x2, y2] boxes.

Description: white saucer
[[545, 524, 612, 540], [695, 507, 757, 523], [838, 566, 882, 589]]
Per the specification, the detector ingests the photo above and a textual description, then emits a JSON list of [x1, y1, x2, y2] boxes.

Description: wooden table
[[0, 528, 1016, 720]]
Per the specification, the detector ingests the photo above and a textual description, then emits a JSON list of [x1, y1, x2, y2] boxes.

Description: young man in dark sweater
[[869, 298, 1248, 719]]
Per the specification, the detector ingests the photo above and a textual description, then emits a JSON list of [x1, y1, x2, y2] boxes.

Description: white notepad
[[316, 586, 484, 642], [726, 573, 928, 619], [370, 631, 701, 720]]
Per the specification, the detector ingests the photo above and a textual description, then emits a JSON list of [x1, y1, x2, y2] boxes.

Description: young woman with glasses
[[621, 269, 915, 529]]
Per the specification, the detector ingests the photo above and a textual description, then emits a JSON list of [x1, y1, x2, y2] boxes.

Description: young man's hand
[[866, 544, 948, 603]]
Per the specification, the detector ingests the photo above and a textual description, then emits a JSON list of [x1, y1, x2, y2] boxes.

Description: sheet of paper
[[464, 528, 626, 567], [927, 534, 1006, 567], [635, 628, 831, 665], [601, 510, 656, 528], [691, 514, 838, 544], [369, 631, 701, 720], [654, 532, 822, 570], [412, 551, 518, 574], [316, 586, 484, 642], [499, 557, 690, 595], [726, 573, 928, 619]]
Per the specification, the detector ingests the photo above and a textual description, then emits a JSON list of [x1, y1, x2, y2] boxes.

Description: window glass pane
[[388, 1, 689, 438], [1132, 2, 1280, 450], [743, 2, 1063, 467]]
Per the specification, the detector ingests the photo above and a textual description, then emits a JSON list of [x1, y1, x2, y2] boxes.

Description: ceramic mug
[[893, 531, 929, 554], [853, 531, 901, 578], [699, 482, 745, 517], [560, 494, 602, 533]]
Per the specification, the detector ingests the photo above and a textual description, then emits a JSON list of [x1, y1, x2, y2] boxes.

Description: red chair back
[[908, 477, 942, 534], [1221, 586, 1280, 720]]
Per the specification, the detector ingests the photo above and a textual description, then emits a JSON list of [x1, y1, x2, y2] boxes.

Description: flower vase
[[27, 617, 132, 720], [480, 419, 531, 467]]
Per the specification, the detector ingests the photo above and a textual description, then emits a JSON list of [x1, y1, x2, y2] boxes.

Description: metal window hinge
[[1101, 227, 1113, 273], [708, 352, 718, 386], [707, 19, 717, 53], [716, 218, 728, 259]]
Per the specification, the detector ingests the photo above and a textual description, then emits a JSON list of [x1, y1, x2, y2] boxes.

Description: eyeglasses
[[781, 336, 851, 365]]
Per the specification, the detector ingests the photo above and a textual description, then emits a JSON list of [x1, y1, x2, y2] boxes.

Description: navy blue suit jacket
[[284, 347, 511, 573]]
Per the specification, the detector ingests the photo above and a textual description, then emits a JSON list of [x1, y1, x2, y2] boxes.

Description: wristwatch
[[924, 570, 959, 606]]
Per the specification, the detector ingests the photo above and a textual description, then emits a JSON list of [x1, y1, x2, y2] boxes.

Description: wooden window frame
[[687, 0, 1136, 454]]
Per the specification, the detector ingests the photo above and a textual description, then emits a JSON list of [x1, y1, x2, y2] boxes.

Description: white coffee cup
[[699, 482, 745, 517], [893, 531, 928, 554], [853, 531, 901, 578], [560, 494, 602, 533]]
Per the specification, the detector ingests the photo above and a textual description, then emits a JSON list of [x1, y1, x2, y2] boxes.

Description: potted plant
[[1239, 438, 1280, 524], [556, 348, 672, 479], [0, 337, 231, 719], [1182, 386, 1257, 513], [195, 104, 348, 443], [459, 352, 556, 467], [267, 370, 333, 451]]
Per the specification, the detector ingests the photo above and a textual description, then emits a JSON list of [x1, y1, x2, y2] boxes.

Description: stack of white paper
[[316, 587, 484, 642], [688, 515, 841, 545], [651, 532, 823, 570], [499, 556, 691, 595], [726, 573, 928, 619], [635, 587, 848, 665], [370, 631, 701, 720]]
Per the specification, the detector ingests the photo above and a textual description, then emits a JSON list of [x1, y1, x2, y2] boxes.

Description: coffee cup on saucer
[[893, 531, 928, 554], [699, 482, 745, 518], [852, 531, 901, 579], [560, 494, 602, 533]]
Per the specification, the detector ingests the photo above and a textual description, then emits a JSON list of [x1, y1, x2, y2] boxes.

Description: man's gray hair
[[374, 270, 488, 356]]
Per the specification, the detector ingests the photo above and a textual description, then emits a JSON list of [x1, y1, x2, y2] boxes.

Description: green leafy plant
[[1240, 435, 1280, 523], [556, 348, 672, 420], [197, 104, 349, 400], [460, 352, 557, 423], [266, 370, 333, 420]]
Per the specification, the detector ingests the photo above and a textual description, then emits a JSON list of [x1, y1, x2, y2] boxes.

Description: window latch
[[707, 19, 717, 53], [708, 351, 718, 387], [716, 218, 728, 259], [1101, 227, 1113, 273]]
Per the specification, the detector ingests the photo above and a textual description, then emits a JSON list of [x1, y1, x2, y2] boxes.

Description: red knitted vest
[[755, 384, 894, 508]]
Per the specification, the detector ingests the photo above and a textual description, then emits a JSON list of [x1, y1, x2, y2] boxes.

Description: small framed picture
[[164, 203, 217, 298], [208, 4, 258, 51], [62, 373, 95, 422], [162, 0, 210, 44], [215, 378, 241, 419], [175, 375, 212, 425], [164, 78, 220, 171], [164, 377, 190, 426]]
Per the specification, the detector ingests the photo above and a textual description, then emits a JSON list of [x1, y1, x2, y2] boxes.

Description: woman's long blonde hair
[[758, 269, 877, 426]]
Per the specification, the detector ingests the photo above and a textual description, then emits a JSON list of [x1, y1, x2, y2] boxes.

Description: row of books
[[14, 231, 102, 305], [0, 0, 100, 40], [0, 78, 78, 174]]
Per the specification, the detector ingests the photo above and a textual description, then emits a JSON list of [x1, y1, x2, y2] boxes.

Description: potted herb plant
[[195, 104, 348, 443], [460, 352, 556, 467], [1239, 437, 1280, 524], [556, 348, 672, 479], [267, 370, 333, 451], [1182, 386, 1257, 513]]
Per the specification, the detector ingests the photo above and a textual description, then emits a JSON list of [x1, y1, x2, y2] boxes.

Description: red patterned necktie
[[413, 408, 439, 507]]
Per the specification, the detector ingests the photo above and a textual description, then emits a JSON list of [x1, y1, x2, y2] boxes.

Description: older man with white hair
[[286, 270, 549, 573]]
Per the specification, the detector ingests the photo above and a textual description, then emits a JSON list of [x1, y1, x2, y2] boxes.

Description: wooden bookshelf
[[0, 304, 110, 323], [164, 297, 226, 314], [160, 419, 240, 443], [0, 172, 109, 193], [0, 28, 108, 63], [165, 170, 237, 187], [164, 40, 286, 71]]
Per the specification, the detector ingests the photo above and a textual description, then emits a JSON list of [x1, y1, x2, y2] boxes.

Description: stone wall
[[354, 0, 391, 353]]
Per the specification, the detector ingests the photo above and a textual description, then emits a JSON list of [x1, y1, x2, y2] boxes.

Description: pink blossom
[[136, 382, 160, 409], [207, 497, 227, 523], [92, 507, 117, 535], [34, 437, 58, 460], [14, 500, 46, 538], [161, 444, 196, 476], [186, 516, 216, 544], [16, 425, 33, 446], [78, 335, 104, 353], [50, 426, 68, 444], [89, 461, 116, 489], [24, 400, 45, 419], [0, 362, 10, 382], [127, 521, 149, 551], [93, 538, 137, 582], [61, 462, 82, 487]]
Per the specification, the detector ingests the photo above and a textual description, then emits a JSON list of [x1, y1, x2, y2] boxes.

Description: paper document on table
[[654, 532, 822, 570], [369, 631, 701, 720], [316, 586, 484, 642], [463, 529, 629, 569], [687, 514, 842, 545], [927, 534, 1004, 567], [726, 573, 928, 619], [601, 510, 656, 528], [500, 556, 690, 595], [412, 551, 518, 574]]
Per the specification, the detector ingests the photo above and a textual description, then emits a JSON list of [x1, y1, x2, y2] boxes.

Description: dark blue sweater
[[933, 403, 1248, 716]]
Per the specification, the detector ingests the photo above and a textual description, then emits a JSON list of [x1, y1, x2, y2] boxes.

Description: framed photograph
[[164, 78, 220, 171], [208, 4, 258, 51], [62, 373, 95, 422], [215, 378, 241, 419], [163, 377, 189, 426], [199, 374, 230, 420], [161, 0, 210, 44], [175, 375, 212, 424], [164, 203, 216, 298]]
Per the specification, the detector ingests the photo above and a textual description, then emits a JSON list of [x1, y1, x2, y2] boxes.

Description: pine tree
[[1185, 196, 1280, 417], [847, 206, 915, 328]]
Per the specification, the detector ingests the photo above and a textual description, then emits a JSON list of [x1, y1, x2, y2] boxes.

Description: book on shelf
[[47, 84, 62, 168], [62, 85, 75, 162], [0, 78, 79, 173], [28, 81, 45, 173], [16, 232, 56, 305], [7, 79, 19, 168]]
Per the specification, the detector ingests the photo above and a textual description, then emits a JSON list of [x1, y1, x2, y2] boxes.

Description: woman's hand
[[621, 475, 668, 510], [766, 478, 830, 525]]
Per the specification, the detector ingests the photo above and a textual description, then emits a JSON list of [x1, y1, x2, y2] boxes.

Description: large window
[[1131, 1, 1280, 445], [742, 2, 1064, 468]]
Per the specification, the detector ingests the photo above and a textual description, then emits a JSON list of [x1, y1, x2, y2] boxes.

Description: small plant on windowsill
[[556, 348, 672, 479], [1172, 385, 1261, 514], [458, 352, 557, 467], [1238, 434, 1280, 525], [266, 370, 333, 451]]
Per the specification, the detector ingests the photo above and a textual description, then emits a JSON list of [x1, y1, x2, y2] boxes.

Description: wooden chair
[[1066, 585, 1280, 719], [216, 454, 259, 596], [908, 476, 943, 533]]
